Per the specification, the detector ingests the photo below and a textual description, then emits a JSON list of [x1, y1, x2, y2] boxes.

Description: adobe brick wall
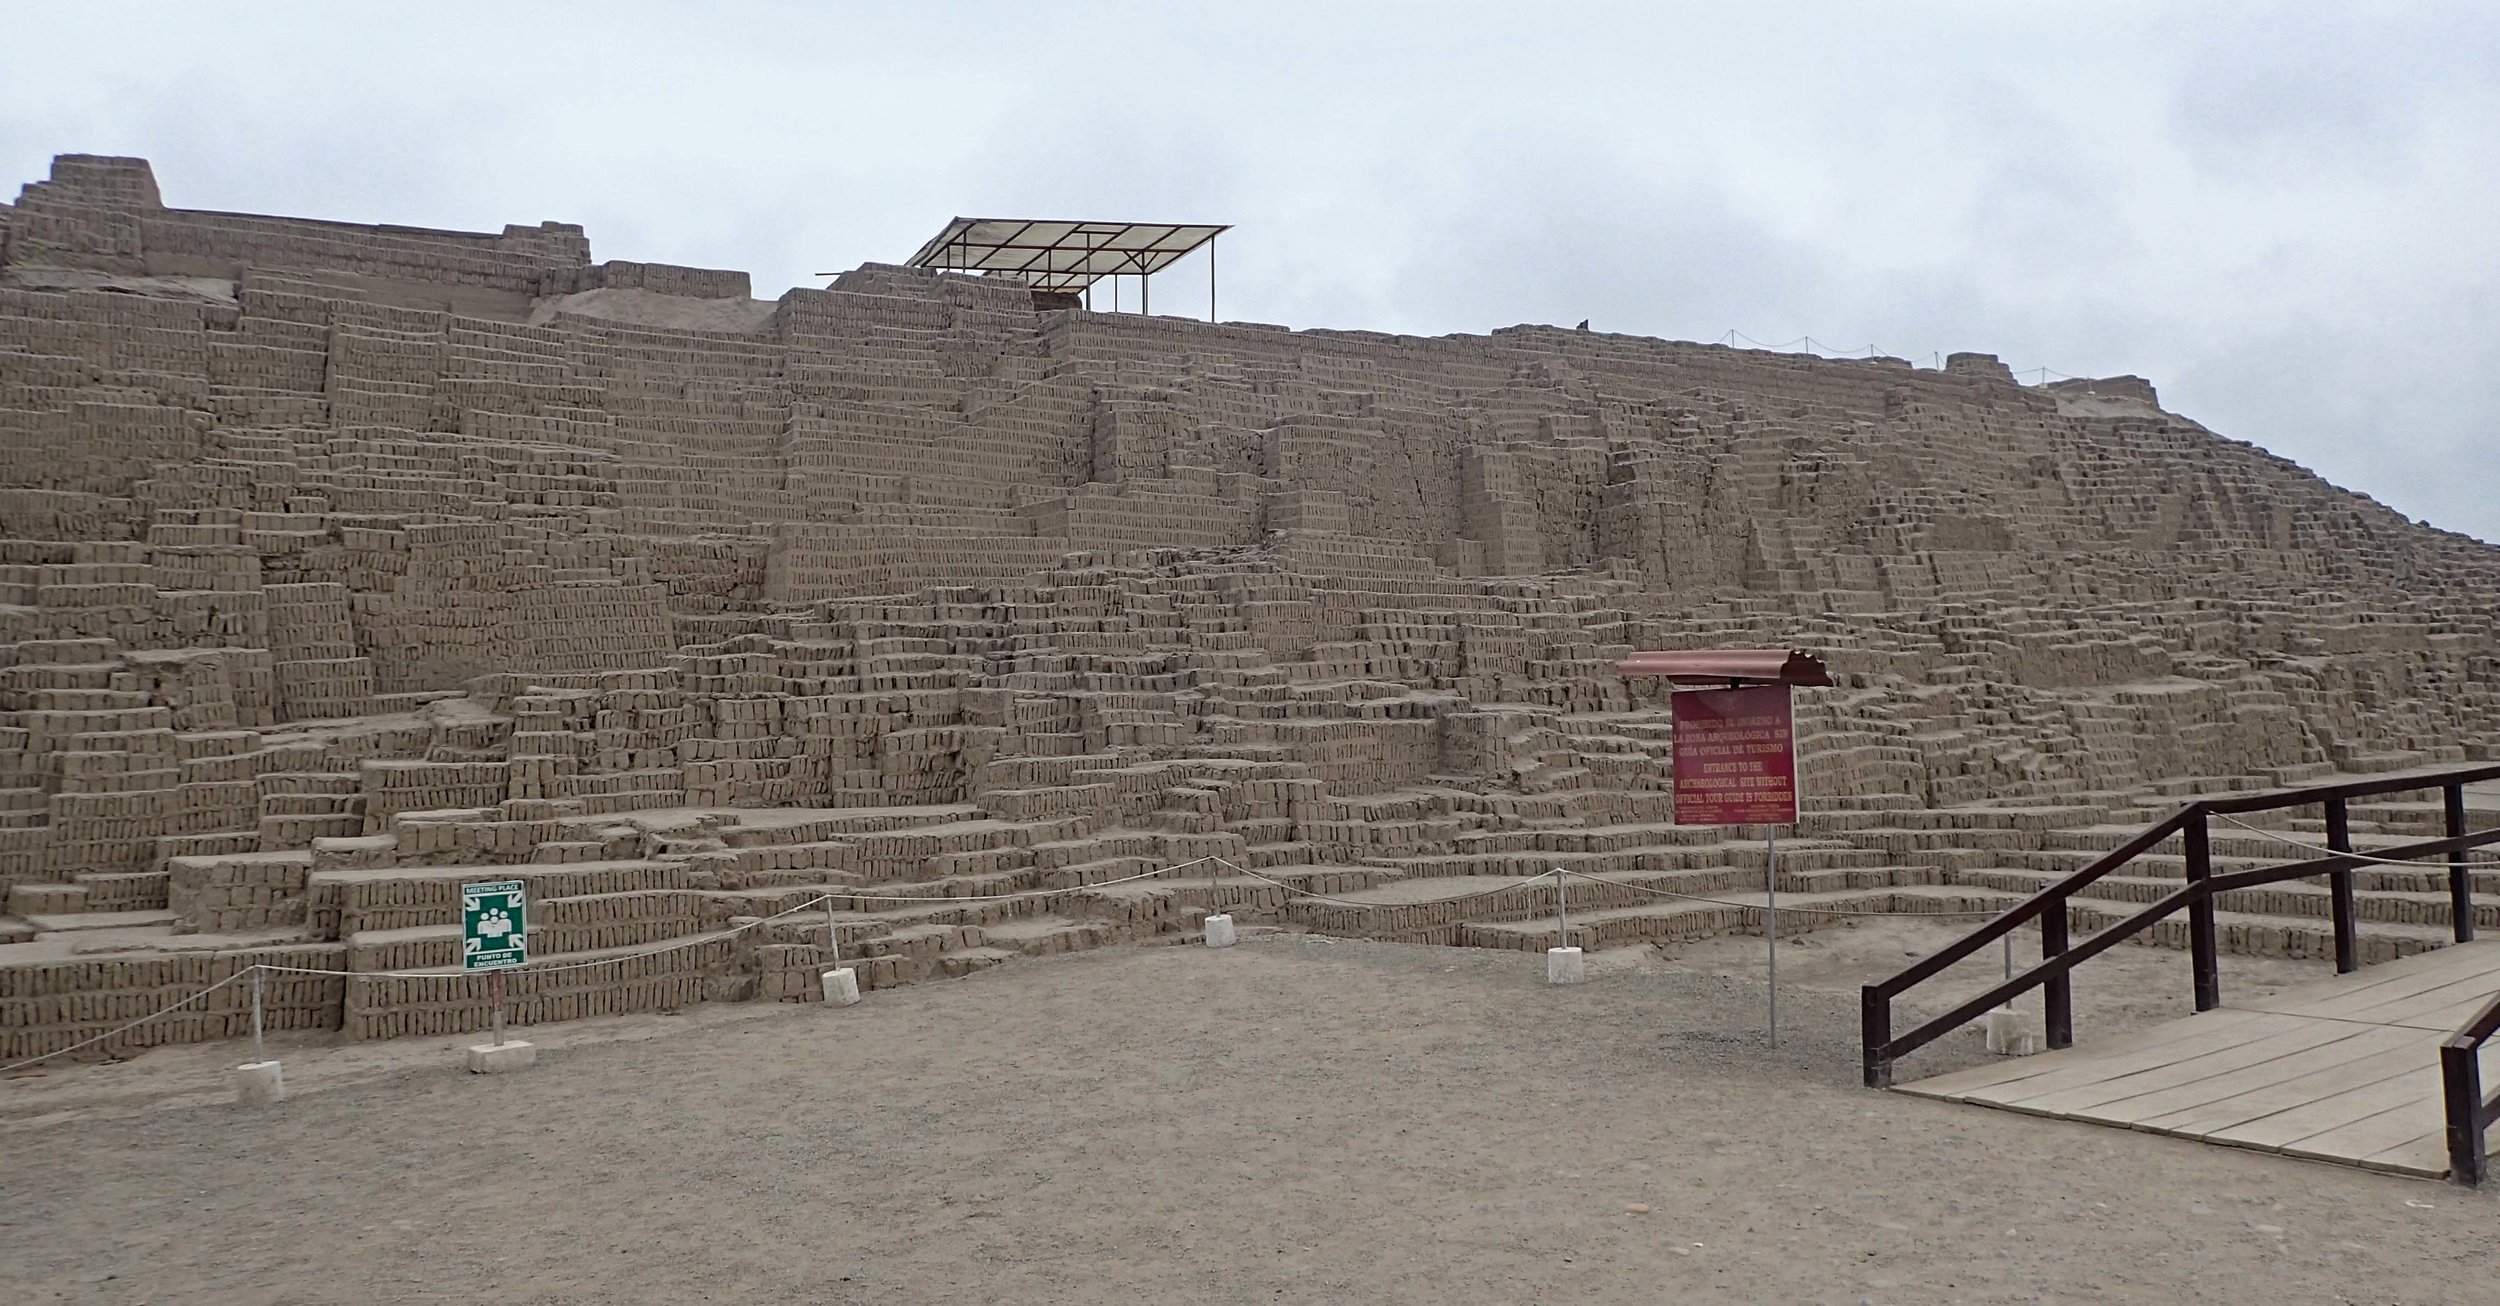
[[3, 153, 2495, 1061]]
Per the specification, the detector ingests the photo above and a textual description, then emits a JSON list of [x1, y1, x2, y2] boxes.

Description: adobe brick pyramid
[[5, 154, 2497, 1063]]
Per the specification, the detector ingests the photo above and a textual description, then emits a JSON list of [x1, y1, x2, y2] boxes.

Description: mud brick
[[2, 149, 2496, 1062]]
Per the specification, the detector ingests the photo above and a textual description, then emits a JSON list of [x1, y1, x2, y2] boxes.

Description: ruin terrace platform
[[4, 151, 2498, 1063]]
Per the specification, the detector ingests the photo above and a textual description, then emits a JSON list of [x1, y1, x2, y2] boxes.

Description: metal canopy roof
[[904, 217, 1229, 292]]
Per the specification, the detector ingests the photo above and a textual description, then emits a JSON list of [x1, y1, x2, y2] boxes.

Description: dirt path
[[3, 926, 2494, 1304]]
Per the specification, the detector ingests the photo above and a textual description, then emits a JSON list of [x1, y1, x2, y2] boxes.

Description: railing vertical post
[[2447, 783, 2475, 943], [250, 965, 265, 1066], [2326, 796, 2358, 973], [2442, 1039, 2486, 1187], [2184, 808, 2220, 1011], [2041, 896, 2072, 1049], [1862, 987, 1892, 1088]]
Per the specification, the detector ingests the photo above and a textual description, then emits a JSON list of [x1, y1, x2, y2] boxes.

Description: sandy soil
[[4, 924, 2494, 1305]]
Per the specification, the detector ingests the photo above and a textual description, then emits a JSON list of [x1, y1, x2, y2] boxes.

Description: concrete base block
[[1985, 1006, 2040, 1056], [1204, 914, 1237, 948], [233, 1060, 284, 1105], [1547, 946, 1585, 985], [820, 967, 861, 1006], [466, 1040, 538, 1074]]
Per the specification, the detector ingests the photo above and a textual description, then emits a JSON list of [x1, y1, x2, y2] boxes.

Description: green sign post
[[462, 880, 526, 1046], [462, 880, 528, 970]]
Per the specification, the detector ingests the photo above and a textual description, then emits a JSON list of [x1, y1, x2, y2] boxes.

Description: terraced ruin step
[[1955, 867, 2500, 930], [338, 930, 752, 1040], [17, 908, 181, 935], [5, 147, 2500, 1070], [2063, 899, 2461, 966], [1449, 885, 2013, 953]]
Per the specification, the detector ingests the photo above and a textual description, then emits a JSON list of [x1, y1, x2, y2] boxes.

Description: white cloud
[[4, 0, 2492, 537]]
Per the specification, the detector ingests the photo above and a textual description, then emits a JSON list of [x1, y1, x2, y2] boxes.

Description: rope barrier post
[[1984, 901, 2042, 1057], [1546, 867, 1583, 984], [821, 892, 861, 1006], [233, 964, 285, 1105], [1203, 859, 1238, 948]]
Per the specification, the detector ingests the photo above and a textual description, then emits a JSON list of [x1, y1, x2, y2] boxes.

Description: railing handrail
[[1870, 763, 2500, 1006], [1881, 826, 2500, 1061], [1868, 806, 2191, 1000], [1863, 759, 2500, 1183], [2449, 994, 2500, 1050], [1863, 764, 2499, 1048], [2440, 991, 2500, 1185]]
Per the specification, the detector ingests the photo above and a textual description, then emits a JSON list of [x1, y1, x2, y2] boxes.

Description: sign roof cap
[[1614, 648, 1831, 686]]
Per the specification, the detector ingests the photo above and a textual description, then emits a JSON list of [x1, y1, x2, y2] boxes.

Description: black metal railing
[[2441, 993, 2500, 1185], [1862, 763, 2500, 1177]]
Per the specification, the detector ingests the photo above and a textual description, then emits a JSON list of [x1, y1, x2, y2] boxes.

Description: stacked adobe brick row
[[3, 152, 2498, 1063]]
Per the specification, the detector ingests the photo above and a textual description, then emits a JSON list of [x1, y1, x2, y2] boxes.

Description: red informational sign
[[1671, 685, 1799, 826]]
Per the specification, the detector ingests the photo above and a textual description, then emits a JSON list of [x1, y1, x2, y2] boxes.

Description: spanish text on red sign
[[1670, 685, 1798, 827]]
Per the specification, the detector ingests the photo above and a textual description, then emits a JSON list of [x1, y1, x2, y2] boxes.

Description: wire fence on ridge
[[1718, 329, 2086, 382]]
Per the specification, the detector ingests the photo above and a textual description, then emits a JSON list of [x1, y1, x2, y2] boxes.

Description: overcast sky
[[6, 2, 2494, 540]]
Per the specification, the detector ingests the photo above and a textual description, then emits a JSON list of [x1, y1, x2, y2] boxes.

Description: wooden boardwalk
[[1897, 941, 2500, 1178]]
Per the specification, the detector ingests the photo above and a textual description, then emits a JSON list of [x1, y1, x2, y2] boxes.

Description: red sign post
[[1670, 685, 1798, 827], [1619, 652, 1826, 1053]]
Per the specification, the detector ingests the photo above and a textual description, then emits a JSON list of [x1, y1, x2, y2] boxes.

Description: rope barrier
[[1216, 859, 1550, 909], [1721, 328, 2083, 382], [254, 892, 840, 981], [0, 858, 1242, 1072], [1557, 867, 2007, 919], [0, 968, 256, 1076], [825, 858, 1212, 905], [2208, 812, 2500, 868], [0, 849, 2069, 1076], [1214, 858, 2007, 921], [259, 859, 1220, 981]]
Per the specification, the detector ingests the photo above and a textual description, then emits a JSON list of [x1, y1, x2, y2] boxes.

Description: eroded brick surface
[[4, 155, 2496, 1062]]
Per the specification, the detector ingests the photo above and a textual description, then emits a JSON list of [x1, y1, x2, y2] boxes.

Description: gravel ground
[[3, 923, 2495, 1304]]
